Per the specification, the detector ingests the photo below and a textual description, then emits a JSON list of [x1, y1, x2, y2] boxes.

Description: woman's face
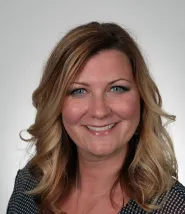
[[62, 49, 140, 159]]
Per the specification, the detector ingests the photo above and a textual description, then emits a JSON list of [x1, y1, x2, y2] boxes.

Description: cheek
[[126, 99, 140, 117], [112, 94, 140, 119], [62, 100, 87, 125]]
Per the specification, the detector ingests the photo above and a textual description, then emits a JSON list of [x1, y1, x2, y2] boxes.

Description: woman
[[7, 22, 185, 214]]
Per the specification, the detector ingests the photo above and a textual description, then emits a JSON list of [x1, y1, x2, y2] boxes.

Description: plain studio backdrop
[[0, 1, 185, 213]]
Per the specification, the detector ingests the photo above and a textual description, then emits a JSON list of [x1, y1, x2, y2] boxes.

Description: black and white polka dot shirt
[[7, 167, 185, 213]]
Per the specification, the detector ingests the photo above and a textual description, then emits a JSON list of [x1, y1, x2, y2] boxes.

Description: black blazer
[[7, 166, 185, 214], [7, 167, 39, 214]]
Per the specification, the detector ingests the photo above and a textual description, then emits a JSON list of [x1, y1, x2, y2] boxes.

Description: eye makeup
[[110, 85, 130, 93], [67, 84, 130, 97], [68, 88, 87, 96]]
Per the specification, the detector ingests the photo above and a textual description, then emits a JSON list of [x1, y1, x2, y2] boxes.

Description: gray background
[[1, 1, 185, 213]]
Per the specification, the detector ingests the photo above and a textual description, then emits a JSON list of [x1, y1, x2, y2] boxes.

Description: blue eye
[[69, 88, 86, 96], [110, 86, 129, 92]]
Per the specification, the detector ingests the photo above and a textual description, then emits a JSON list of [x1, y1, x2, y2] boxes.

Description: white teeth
[[87, 124, 115, 132]]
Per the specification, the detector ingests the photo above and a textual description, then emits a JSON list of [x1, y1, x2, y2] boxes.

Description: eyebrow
[[71, 78, 131, 86]]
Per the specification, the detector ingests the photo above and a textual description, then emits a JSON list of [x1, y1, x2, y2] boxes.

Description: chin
[[86, 144, 123, 158]]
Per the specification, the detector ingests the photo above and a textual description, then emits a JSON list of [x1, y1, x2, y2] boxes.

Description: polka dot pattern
[[119, 180, 185, 213], [7, 167, 185, 213]]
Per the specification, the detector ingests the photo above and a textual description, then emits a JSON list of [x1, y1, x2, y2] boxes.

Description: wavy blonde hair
[[23, 22, 178, 213]]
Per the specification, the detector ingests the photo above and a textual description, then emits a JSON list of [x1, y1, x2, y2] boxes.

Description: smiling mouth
[[86, 123, 116, 132]]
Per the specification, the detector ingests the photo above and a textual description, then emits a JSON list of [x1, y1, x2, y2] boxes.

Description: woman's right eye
[[69, 88, 87, 96]]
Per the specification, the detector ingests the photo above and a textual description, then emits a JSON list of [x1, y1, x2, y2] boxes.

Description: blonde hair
[[23, 22, 178, 213]]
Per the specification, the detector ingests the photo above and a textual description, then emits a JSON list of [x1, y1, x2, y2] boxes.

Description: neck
[[77, 148, 127, 196]]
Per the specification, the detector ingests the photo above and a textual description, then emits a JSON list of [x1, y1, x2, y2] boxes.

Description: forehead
[[74, 49, 133, 83]]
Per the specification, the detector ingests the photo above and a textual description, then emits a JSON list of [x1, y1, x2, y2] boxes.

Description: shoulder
[[171, 180, 185, 199], [7, 165, 40, 214], [14, 165, 38, 190], [166, 180, 185, 203], [120, 180, 185, 214], [153, 180, 185, 213]]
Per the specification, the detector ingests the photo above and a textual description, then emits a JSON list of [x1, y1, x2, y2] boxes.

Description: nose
[[88, 95, 111, 119]]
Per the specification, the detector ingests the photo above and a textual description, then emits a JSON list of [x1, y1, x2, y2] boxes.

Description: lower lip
[[85, 123, 118, 136]]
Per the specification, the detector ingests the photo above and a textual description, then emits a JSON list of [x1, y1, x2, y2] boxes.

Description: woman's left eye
[[110, 86, 129, 92]]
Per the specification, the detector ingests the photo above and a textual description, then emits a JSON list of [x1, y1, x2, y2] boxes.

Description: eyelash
[[68, 85, 130, 96], [110, 86, 130, 92]]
